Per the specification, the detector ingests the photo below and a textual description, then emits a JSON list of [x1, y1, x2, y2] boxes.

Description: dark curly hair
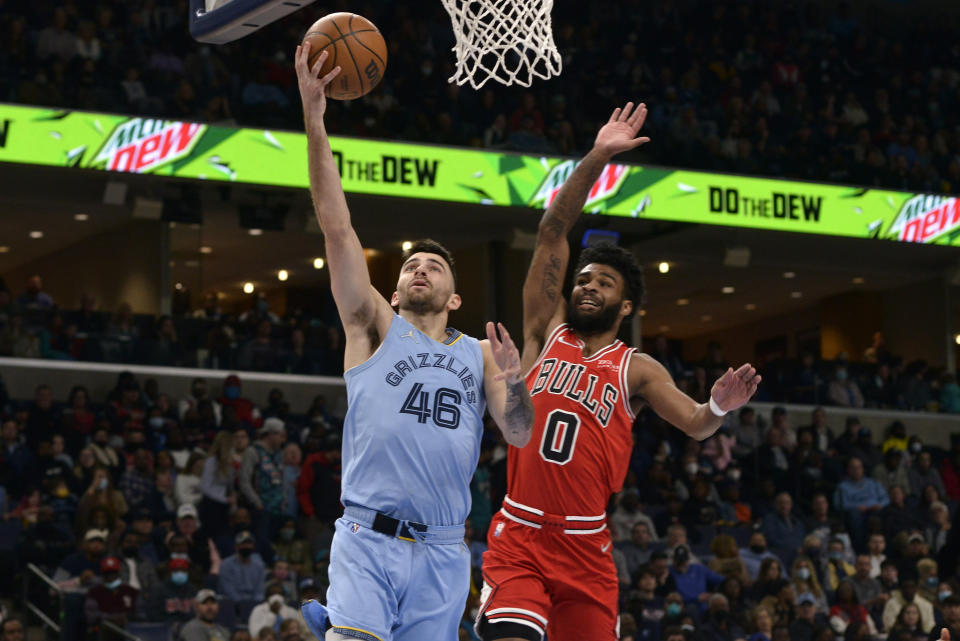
[[572, 243, 645, 318], [400, 238, 457, 286]]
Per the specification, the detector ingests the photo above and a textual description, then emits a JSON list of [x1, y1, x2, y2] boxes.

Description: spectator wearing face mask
[[740, 532, 784, 581], [217, 375, 262, 430], [829, 365, 864, 408], [145, 557, 203, 624], [218, 530, 266, 606], [84, 556, 138, 638], [271, 518, 313, 580]]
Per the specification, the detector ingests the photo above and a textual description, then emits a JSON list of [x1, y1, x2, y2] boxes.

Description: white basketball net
[[441, 0, 562, 89]]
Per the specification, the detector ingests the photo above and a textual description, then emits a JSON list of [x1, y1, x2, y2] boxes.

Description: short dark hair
[[400, 238, 457, 285], [573, 243, 645, 318]]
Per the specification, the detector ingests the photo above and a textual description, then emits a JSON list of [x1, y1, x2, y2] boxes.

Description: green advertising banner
[[1, 103, 958, 246]]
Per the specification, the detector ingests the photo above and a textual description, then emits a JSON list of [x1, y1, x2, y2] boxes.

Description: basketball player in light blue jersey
[[294, 45, 535, 641]]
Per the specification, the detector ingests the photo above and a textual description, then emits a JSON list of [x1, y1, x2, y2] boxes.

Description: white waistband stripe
[[504, 495, 544, 516], [486, 608, 548, 626], [563, 524, 607, 535], [485, 617, 545, 636], [565, 514, 606, 522], [499, 508, 542, 529]]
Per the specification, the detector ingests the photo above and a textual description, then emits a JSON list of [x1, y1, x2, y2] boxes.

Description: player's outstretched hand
[[295, 43, 342, 131], [939, 629, 951, 641], [594, 102, 651, 158], [710, 363, 761, 413], [487, 322, 523, 384]]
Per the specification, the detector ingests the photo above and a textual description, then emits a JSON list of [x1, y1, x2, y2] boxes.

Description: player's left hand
[[487, 322, 523, 384], [594, 102, 651, 158], [710, 364, 761, 412]]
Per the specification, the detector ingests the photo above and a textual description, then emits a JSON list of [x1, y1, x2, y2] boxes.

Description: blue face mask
[[927, 577, 939, 588], [224, 386, 240, 400], [171, 571, 189, 585], [941, 591, 952, 601], [667, 603, 682, 617], [106, 578, 122, 590], [797, 567, 811, 580], [836, 370, 848, 381], [149, 416, 165, 429]]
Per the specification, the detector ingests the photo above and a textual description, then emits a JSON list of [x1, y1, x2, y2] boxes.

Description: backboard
[[189, 0, 319, 45]]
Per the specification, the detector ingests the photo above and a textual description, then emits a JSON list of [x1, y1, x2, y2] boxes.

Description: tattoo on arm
[[502, 380, 534, 447], [539, 150, 609, 238], [541, 254, 562, 303]]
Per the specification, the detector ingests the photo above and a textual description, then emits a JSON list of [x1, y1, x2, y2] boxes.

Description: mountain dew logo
[[888, 194, 960, 243], [530, 160, 629, 209], [92, 118, 206, 174]]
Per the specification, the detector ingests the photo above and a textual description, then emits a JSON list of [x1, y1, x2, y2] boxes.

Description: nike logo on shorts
[[601, 542, 611, 553]]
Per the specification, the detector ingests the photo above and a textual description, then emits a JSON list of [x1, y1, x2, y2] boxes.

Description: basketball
[[303, 12, 388, 101]]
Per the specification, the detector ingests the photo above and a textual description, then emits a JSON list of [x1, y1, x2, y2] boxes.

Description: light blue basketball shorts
[[302, 506, 470, 641]]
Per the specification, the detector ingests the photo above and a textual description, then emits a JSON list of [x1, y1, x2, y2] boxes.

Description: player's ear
[[620, 299, 633, 318], [447, 293, 462, 312], [390, 291, 400, 308]]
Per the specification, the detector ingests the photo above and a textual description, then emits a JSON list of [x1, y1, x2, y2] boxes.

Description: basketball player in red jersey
[[477, 102, 762, 641]]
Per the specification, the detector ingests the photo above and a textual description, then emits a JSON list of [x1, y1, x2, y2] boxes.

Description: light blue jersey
[[341, 314, 486, 526]]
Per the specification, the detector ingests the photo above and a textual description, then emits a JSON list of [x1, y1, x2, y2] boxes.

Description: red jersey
[[509, 323, 636, 517]]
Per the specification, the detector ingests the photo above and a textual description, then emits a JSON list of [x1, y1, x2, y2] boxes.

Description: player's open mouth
[[577, 298, 601, 310]]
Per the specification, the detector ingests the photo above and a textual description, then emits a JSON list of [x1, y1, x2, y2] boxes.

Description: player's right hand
[[295, 43, 342, 129], [593, 102, 650, 158]]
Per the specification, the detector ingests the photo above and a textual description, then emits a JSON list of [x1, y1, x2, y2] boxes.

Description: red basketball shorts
[[476, 499, 619, 641]]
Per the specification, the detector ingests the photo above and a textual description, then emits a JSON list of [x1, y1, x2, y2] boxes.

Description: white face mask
[[685, 463, 699, 476]]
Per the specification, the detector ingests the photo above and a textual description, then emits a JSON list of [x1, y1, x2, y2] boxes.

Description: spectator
[[829, 364, 865, 408], [297, 434, 341, 552], [84, 556, 138, 637], [239, 418, 286, 540], [829, 580, 877, 637], [53, 528, 107, 592], [698, 593, 744, 641], [790, 593, 829, 641], [790, 556, 828, 613], [850, 554, 885, 615], [910, 452, 946, 500], [1, 419, 34, 499], [708, 534, 750, 586], [823, 537, 856, 592], [612, 491, 659, 542], [294, 578, 322, 634], [888, 602, 926, 641], [280, 443, 301, 520], [762, 492, 806, 568], [670, 545, 725, 607], [170, 503, 212, 571], [17, 275, 54, 310], [218, 375, 261, 429], [874, 449, 912, 495], [650, 551, 678, 598], [883, 578, 935, 634], [626, 567, 665, 640], [931, 595, 960, 641], [247, 582, 299, 637], [749, 605, 774, 641], [834, 457, 889, 551], [25, 384, 60, 451], [75, 467, 128, 536], [145, 557, 202, 624], [881, 487, 926, 541], [178, 589, 230, 641], [741, 532, 784, 581], [868, 533, 887, 578], [277, 619, 302, 641], [239, 320, 283, 373], [218, 530, 266, 605], [179, 378, 223, 425], [926, 502, 951, 554], [176, 452, 207, 508], [89, 426, 123, 479], [119, 448, 155, 511], [118, 529, 159, 594], [200, 431, 236, 539], [917, 558, 940, 604], [0, 619, 24, 641], [272, 518, 313, 581]]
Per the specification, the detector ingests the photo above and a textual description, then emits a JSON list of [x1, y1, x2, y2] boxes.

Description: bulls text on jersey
[[529, 358, 619, 427]]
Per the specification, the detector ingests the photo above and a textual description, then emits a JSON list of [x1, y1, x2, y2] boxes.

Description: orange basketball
[[303, 12, 388, 101]]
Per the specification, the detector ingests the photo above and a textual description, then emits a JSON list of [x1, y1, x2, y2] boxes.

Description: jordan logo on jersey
[[530, 358, 619, 427]]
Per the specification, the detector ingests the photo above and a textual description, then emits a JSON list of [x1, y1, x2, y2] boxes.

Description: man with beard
[[477, 102, 760, 641], [293, 44, 534, 641]]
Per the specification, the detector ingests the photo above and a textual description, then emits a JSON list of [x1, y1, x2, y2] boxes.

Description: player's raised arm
[[296, 44, 392, 366], [482, 322, 533, 448], [630, 355, 761, 441], [521, 103, 650, 359]]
